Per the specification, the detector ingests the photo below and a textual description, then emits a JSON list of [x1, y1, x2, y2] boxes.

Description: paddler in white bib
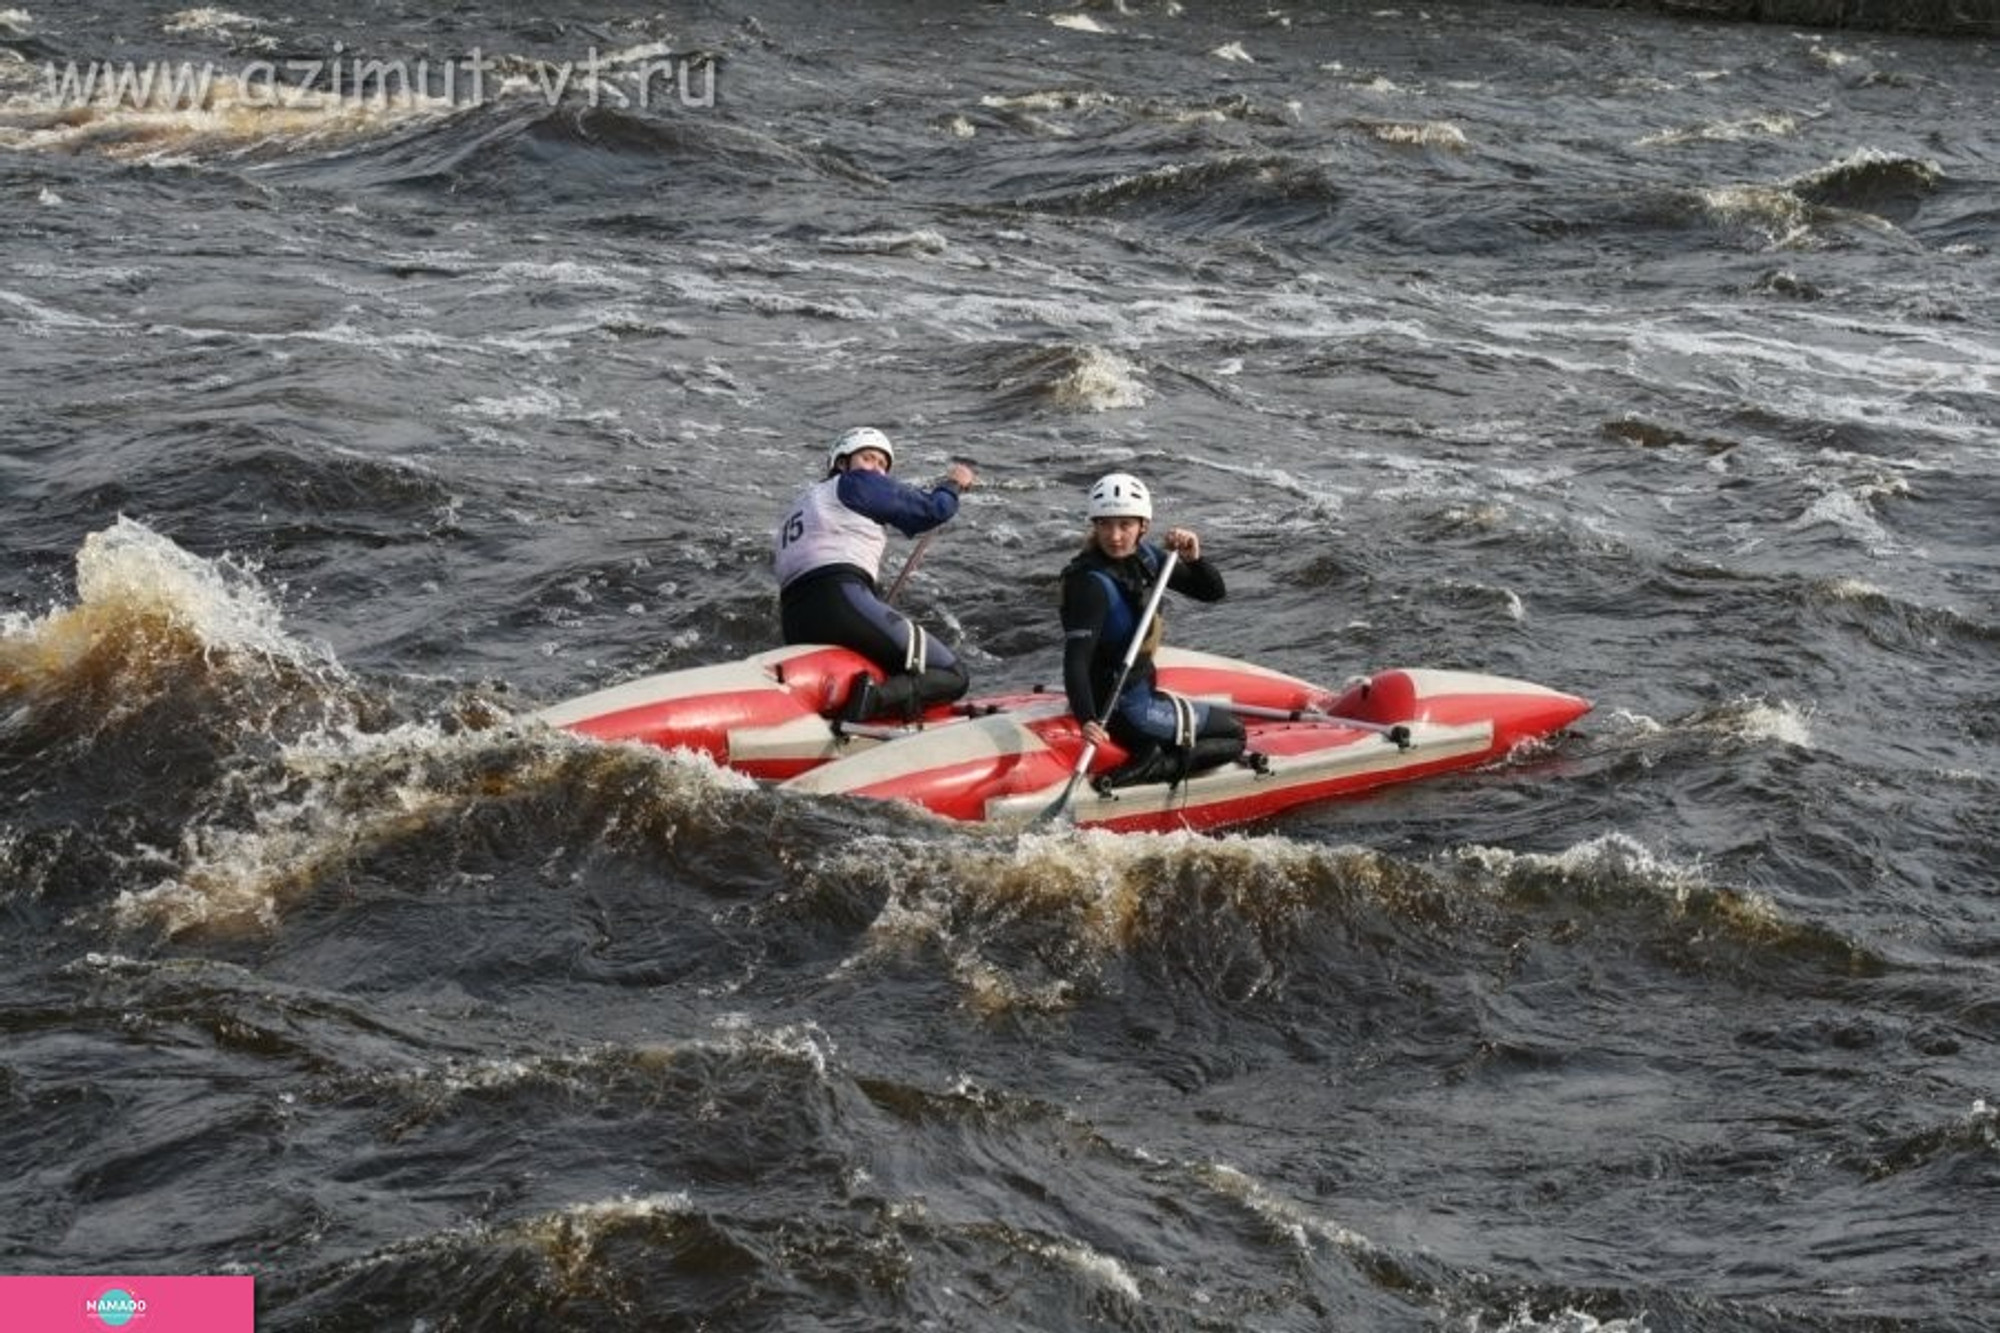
[[774, 427, 977, 723]]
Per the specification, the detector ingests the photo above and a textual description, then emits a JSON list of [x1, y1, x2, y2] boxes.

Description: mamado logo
[[0, 1274, 249, 1331], [85, 1286, 147, 1326]]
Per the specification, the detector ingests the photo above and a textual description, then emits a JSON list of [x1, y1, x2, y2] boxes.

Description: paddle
[[1222, 701, 1414, 750], [883, 460, 972, 606], [1031, 548, 1180, 827], [882, 529, 936, 607]]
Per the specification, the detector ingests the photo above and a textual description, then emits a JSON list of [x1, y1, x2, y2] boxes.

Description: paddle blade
[[1028, 738, 1099, 828], [1029, 771, 1085, 827]]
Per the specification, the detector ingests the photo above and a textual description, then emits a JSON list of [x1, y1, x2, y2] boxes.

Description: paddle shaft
[[1035, 549, 1181, 824], [883, 463, 976, 606], [883, 529, 937, 607], [1221, 701, 1414, 747]]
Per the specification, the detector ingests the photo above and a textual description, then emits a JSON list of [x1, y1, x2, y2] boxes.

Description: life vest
[[1064, 543, 1167, 683], [774, 475, 888, 588]]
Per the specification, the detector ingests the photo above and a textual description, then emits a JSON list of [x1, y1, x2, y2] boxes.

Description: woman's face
[[1091, 516, 1146, 559]]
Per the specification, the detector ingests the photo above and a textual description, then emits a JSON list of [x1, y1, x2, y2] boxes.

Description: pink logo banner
[[0, 1276, 254, 1331]]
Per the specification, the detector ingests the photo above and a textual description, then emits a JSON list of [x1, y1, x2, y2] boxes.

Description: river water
[[3, 2, 1995, 1329]]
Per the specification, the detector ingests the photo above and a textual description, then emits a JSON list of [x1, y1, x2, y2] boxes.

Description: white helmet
[[1087, 472, 1152, 521], [827, 426, 895, 475]]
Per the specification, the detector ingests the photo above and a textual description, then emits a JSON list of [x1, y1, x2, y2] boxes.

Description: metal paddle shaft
[[883, 529, 937, 607], [884, 461, 974, 606], [1032, 548, 1181, 826], [1223, 701, 1414, 750]]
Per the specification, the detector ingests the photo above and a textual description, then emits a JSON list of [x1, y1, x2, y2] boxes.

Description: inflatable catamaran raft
[[536, 644, 1590, 834]]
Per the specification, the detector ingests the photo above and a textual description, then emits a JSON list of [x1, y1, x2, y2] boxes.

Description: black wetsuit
[[780, 568, 969, 717]]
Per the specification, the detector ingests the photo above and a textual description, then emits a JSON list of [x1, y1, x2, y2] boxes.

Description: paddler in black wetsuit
[[1059, 472, 1247, 790]]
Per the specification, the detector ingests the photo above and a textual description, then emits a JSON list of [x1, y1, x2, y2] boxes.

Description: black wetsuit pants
[[780, 570, 968, 720]]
